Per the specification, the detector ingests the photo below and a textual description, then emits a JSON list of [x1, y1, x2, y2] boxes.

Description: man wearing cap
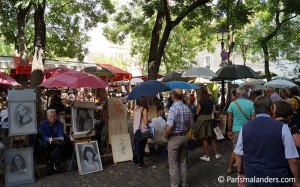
[[165, 89, 194, 187], [265, 85, 282, 102]]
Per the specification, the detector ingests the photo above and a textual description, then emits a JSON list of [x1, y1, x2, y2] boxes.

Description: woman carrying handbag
[[132, 96, 151, 168]]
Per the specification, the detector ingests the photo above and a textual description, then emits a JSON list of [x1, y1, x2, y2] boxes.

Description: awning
[[97, 64, 132, 82]]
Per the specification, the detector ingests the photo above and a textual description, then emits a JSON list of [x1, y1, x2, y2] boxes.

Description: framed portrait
[[108, 97, 127, 120], [75, 141, 103, 175], [108, 119, 128, 143], [8, 89, 37, 136], [72, 103, 95, 136], [4, 147, 35, 187], [111, 133, 133, 164]]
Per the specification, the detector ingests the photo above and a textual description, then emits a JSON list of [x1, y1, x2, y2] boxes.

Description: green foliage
[[0, 36, 15, 55], [0, 0, 115, 61]]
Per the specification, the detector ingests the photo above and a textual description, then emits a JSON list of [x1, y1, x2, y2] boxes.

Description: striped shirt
[[166, 101, 193, 134]]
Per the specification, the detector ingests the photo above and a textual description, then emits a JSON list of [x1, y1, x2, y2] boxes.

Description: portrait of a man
[[75, 141, 103, 175], [4, 148, 34, 186]]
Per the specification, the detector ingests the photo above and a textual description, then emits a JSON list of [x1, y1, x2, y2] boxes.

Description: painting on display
[[8, 89, 37, 136], [75, 141, 103, 175], [108, 119, 128, 143], [111, 133, 133, 163], [108, 97, 127, 120], [4, 147, 35, 187], [72, 102, 95, 136]]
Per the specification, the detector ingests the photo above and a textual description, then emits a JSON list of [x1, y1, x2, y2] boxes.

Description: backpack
[[293, 97, 300, 115]]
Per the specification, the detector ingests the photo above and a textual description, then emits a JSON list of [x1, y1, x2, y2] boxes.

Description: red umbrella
[[39, 71, 109, 88], [43, 67, 72, 79], [0, 72, 21, 86]]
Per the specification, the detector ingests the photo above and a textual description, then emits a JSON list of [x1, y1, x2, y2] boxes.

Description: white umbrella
[[295, 78, 300, 83], [182, 67, 217, 79], [130, 78, 144, 85], [264, 79, 297, 89], [272, 76, 290, 80]]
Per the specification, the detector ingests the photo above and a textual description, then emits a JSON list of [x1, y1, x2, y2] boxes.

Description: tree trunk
[[31, 1, 46, 125], [262, 43, 271, 82], [31, 2, 46, 88], [16, 4, 31, 87], [148, 24, 172, 80], [147, 11, 164, 80]]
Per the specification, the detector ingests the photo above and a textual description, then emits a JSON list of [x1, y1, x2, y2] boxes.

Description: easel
[[68, 133, 94, 172]]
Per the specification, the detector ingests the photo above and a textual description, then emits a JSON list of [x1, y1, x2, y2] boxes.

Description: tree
[[235, 0, 300, 81], [104, 0, 214, 80], [0, 0, 115, 64], [0, 36, 15, 55], [103, 0, 255, 80]]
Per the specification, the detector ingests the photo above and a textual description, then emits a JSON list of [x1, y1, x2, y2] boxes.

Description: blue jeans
[[133, 130, 148, 165]]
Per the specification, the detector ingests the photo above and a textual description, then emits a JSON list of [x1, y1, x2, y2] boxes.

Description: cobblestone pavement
[[22, 139, 236, 187]]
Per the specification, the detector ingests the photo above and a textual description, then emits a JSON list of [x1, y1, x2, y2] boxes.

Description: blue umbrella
[[166, 81, 200, 90], [127, 80, 169, 100]]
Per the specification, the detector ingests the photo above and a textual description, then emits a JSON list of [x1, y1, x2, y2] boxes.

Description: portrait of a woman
[[10, 154, 26, 177], [16, 104, 33, 127], [76, 108, 93, 132], [81, 146, 101, 173]]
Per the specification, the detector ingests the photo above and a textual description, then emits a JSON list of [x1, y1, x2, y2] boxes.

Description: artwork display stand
[[68, 135, 93, 172], [106, 97, 128, 165]]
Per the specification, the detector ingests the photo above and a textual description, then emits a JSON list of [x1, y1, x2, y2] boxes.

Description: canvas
[[75, 141, 103, 175], [108, 97, 127, 120], [111, 133, 133, 163], [8, 89, 37, 136], [72, 107, 95, 135], [4, 147, 35, 187], [108, 119, 128, 143]]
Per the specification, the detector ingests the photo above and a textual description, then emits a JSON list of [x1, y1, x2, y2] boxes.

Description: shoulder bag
[[234, 101, 250, 121]]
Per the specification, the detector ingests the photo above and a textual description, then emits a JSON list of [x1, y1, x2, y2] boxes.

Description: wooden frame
[[75, 141, 103, 175], [4, 147, 35, 186]]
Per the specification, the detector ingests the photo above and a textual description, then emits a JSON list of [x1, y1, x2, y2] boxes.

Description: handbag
[[213, 126, 225, 140]]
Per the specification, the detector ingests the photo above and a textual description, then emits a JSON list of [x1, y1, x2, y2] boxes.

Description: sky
[[86, 24, 111, 54]]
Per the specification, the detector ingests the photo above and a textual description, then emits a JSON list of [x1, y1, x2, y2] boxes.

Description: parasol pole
[[221, 80, 225, 113]]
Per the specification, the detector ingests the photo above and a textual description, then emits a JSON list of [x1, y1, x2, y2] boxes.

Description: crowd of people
[[132, 84, 300, 186], [2, 82, 300, 186]]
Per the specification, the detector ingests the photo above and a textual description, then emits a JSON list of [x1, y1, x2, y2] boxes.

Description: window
[[203, 56, 211, 68]]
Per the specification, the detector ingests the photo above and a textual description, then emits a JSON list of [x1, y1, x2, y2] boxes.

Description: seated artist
[[40, 109, 64, 171]]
